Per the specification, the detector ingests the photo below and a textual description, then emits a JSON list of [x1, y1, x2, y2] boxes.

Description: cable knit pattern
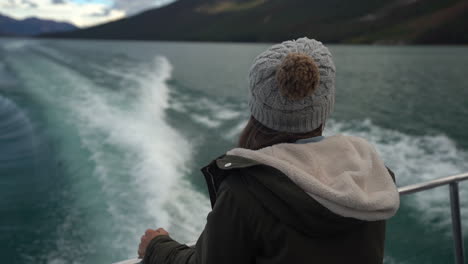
[[248, 37, 336, 133], [227, 135, 400, 221]]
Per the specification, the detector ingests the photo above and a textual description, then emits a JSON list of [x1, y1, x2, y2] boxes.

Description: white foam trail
[[191, 114, 223, 128], [70, 56, 211, 255], [196, 97, 243, 120], [1, 39, 33, 51], [383, 256, 401, 264], [8, 51, 210, 263], [168, 91, 245, 130], [224, 119, 248, 142], [32, 45, 75, 65]]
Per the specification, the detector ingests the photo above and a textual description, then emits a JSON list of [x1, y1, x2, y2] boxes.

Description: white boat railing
[[398, 172, 468, 264]]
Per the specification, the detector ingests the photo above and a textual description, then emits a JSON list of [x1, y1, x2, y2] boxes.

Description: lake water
[[0, 38, 467, 263]]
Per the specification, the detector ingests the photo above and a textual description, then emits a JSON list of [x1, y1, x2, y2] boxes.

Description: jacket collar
[[201, 155, 262, 208], [216, 155, 262, 170]]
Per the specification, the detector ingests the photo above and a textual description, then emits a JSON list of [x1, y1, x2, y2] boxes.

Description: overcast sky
[[0, 0, 176, 27]]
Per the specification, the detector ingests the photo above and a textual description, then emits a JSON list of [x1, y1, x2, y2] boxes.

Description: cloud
[[89, 7, 112, 17], [22, 0, 38, 8], [0, 0, 126, 27], [112, 0, 175, 16], [2, 0, 37, 8], [0, 0, 178, 27]]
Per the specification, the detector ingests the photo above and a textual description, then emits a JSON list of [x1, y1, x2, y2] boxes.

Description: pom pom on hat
[[276, 53, 320, 100]]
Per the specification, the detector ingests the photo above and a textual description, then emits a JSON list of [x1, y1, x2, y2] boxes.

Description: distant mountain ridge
[[0, 13, 77, 36], [46, 0, 468, 44]]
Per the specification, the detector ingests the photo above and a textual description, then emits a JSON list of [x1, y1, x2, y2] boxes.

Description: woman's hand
[[138, 228, 169, 258]]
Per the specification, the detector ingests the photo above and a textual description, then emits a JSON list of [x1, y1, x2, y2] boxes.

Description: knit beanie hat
[[248, 37, 336, 133]]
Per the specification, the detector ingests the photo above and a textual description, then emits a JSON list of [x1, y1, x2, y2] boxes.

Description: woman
[[138, 37, 400, 264]]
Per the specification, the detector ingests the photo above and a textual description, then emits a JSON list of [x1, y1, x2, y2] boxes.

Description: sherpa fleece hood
[[227, 134, 400, 222]]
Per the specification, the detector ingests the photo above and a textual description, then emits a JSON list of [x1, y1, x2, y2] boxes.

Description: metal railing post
[[398, 173, 468, 263], [449, 182, 465, 264]]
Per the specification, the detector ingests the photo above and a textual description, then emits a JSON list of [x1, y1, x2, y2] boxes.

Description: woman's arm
[[142, 182, 256, 264]]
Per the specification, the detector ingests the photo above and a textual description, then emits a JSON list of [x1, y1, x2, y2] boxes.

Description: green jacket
[[143, 154, 396, 264]]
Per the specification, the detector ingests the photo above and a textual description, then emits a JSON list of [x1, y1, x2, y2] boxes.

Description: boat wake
[[3, 42, 210, 263]]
